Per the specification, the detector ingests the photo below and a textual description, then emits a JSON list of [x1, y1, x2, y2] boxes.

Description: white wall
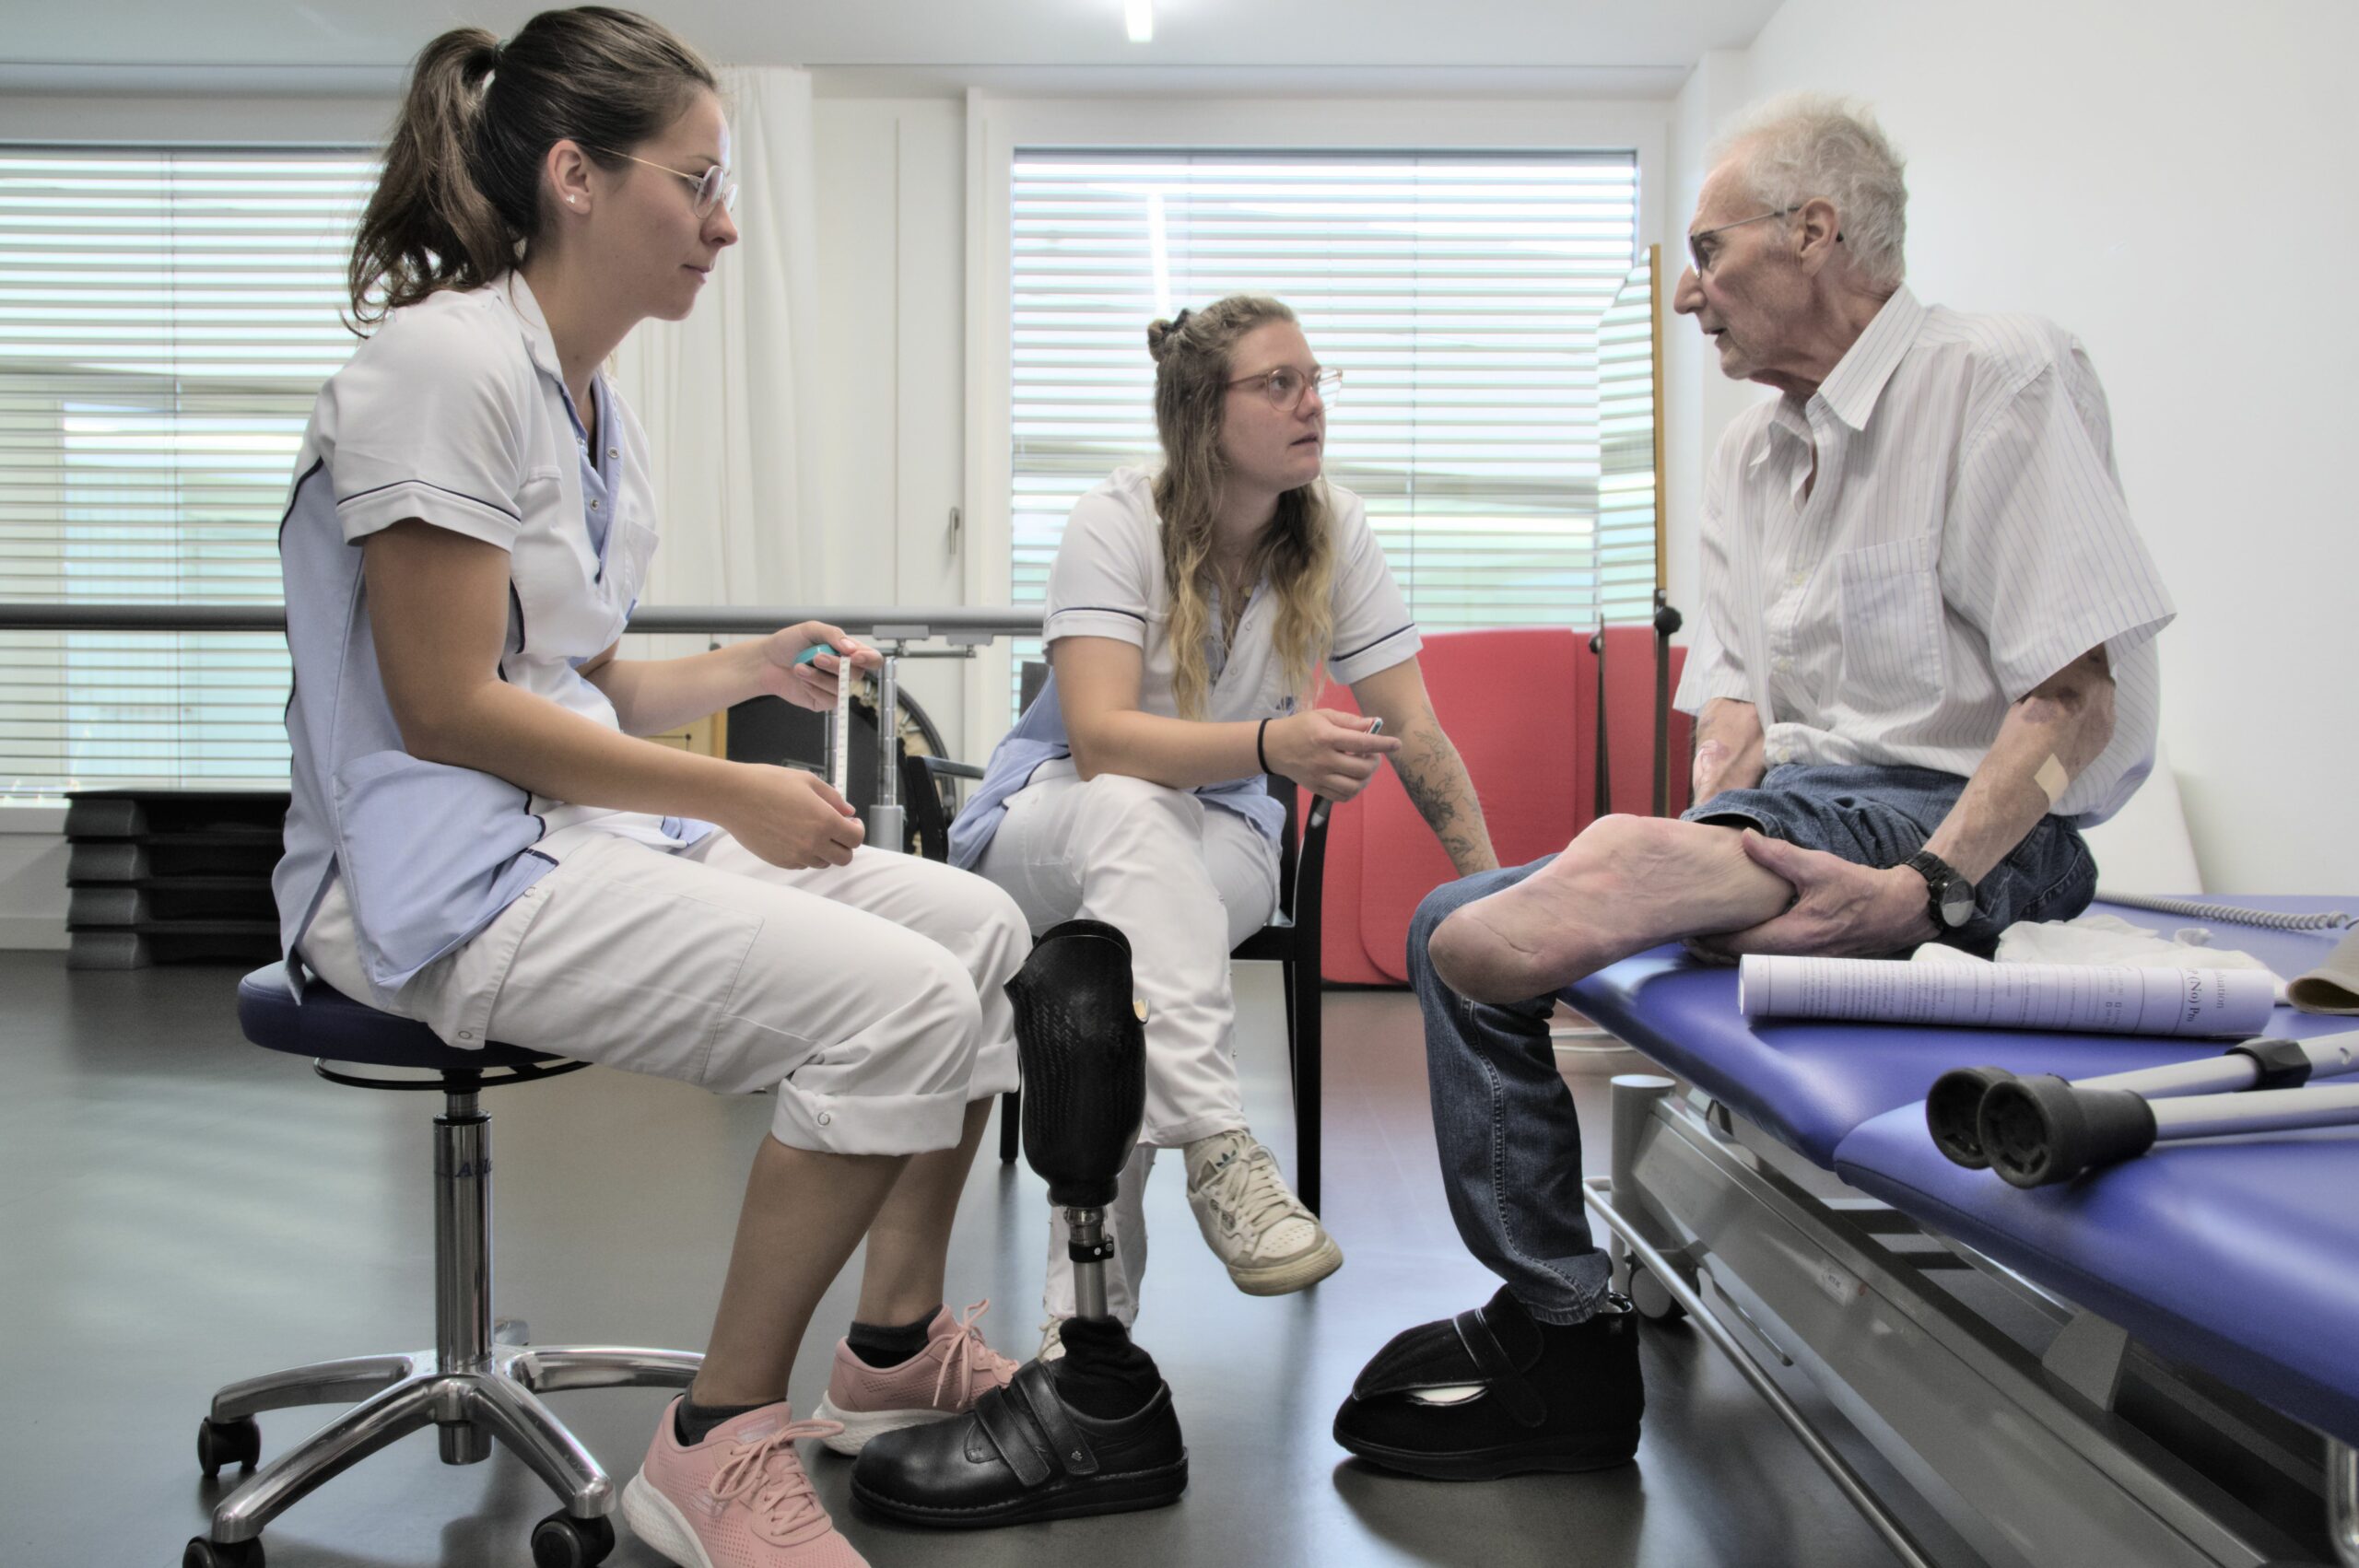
[[1666, 0, 2359, 894]]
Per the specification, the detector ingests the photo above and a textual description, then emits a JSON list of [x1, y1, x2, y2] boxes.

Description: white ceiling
[[2, 0, 1781, 94]]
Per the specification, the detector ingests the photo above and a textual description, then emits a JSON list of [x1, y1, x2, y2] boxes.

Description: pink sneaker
[[620, 1398, 868, 1568], [812, 1299, 1022, 1455]]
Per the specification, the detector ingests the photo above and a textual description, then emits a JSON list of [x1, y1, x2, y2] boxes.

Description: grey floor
[[1, 952, 1910, 1568]]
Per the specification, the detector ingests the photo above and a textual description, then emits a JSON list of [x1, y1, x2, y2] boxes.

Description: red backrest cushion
[[1347, 628, 1587, 981]]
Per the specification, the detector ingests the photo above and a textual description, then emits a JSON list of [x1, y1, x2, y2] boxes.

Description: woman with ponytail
[[276, 12, 1027, 1565], [953, 295, 1498, 1351]]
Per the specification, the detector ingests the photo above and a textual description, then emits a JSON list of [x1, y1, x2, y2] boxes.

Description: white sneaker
[[1183, 1129, 1344, 1295]]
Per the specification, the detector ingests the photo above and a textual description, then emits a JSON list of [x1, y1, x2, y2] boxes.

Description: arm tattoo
[[1391, 715, 1497, 874]]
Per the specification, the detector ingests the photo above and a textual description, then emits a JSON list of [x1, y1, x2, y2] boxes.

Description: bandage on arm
[[2035, 754, 2070, 808]]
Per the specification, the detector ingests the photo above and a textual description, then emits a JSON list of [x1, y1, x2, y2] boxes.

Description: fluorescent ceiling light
[[1125, 0, 1154, 43]]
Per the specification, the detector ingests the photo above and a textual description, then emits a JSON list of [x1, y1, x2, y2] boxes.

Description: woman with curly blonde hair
[[955, 294, 1498, 1359]]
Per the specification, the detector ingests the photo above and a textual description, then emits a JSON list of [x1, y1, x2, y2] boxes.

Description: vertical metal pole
[[867, 649, 905, 852], [1608, 1073, 1684, 1288], [2330, 1439, 2358, 1568], [435, 1084, 493, 1463], [1652, 590, 1683, 818]]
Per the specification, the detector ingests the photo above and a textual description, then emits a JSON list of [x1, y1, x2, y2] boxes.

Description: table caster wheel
[[1627, 1262, 1688, 1324]]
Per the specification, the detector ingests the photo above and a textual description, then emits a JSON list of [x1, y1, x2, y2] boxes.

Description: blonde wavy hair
[[1145, 295, 1335, 721]]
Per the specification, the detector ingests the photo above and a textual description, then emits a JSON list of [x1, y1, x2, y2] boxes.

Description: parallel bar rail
[[0, 603, 1043, 639]]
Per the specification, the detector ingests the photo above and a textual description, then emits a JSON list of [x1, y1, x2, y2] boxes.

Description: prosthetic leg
[[851, 919, 1189, 1527]]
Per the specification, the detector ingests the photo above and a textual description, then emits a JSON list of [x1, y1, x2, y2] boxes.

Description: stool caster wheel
[[531, 1511, 615, 1568], [1627, 1262, 1688, 1325], [196, 1416, 262, 1478], [182, 1537, 264, 1568]]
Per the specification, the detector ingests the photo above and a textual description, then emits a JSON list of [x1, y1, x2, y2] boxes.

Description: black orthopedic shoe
[[1332, 1285, 1643, 1480], [850, 1359, 1188, 1527]]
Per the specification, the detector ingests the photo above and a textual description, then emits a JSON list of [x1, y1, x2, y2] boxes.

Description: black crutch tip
[[1926, 1065, 2015, 1169], [1981, 1076, 2158, 1189]]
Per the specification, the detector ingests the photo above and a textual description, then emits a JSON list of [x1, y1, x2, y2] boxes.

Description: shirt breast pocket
[[1834, 534, 1942, 708]]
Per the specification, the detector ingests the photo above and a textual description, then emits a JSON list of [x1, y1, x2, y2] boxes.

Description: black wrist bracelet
[[1256, 717, 1272, 775]]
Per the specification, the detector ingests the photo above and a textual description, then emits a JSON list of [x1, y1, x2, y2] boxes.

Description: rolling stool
[[185, 966, 703, 1568]]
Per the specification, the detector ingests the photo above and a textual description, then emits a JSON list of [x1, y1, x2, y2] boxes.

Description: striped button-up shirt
[[1673, 287, 2175, 825]]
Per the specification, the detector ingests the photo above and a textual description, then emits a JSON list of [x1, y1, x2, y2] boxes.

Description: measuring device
[[830, 652, 852, 797]]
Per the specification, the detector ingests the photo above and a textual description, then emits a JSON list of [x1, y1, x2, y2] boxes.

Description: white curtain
[[613, 65, 821, 618]]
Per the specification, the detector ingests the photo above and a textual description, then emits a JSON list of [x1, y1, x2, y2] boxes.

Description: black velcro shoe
[[1332, 1285, 1643, 1480], [850, 1359, 1188, 1527]]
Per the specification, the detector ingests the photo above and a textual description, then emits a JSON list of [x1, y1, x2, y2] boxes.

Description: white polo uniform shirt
[[1673, 287, 2176, 825], [949, 465, 1420, 869], [274, 273, 708, 1001]]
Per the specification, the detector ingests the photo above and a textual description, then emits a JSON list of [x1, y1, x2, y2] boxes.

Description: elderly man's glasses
[[1226, 365, 1342, 411], [1686, 206, 1798, 275], [588, 147, 738, 217]]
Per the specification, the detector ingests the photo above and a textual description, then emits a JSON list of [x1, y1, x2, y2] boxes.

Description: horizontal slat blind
[[1007, 148, 1644, 715], [0, 147, 372, 794]]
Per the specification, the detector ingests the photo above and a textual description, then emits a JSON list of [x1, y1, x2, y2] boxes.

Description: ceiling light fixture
[[1125, 0, 1154, 43]]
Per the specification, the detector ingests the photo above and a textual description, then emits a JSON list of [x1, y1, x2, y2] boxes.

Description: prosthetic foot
[[852, 920, 1188, 1527]]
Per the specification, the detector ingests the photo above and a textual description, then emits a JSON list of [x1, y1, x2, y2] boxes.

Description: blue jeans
[[1686, 763, 2096, 954], [1409, 859, 1614, 1326]]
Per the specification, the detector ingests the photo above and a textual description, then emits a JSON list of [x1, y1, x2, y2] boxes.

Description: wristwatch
[[1906, 849, 1978, 930]]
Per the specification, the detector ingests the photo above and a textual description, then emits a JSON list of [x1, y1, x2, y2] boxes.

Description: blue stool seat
[[236, 965, 551, 1072]]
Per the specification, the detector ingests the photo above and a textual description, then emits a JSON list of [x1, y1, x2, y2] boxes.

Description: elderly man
[[1332, 94, 2174, 1481]]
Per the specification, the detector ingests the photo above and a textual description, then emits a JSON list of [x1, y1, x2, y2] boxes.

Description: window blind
[[0, 147, 373, 794], [1006, 147, 1647, 714]]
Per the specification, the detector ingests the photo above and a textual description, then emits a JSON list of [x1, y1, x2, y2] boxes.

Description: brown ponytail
[[347, 6, 716, 327]]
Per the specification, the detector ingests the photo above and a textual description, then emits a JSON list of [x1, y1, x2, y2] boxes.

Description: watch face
[[1939, 880, 1976, 927]]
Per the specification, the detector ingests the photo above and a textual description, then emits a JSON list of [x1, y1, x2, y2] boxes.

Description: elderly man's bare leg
[[1428, 815, 1795, 1003]]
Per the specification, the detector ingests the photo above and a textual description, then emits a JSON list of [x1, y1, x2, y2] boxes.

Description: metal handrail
[[0, 601, 1039, 834], [0, 602, 1043, 640]]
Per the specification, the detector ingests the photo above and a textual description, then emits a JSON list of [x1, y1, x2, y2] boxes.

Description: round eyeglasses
[[587, 146, 738, 217], [1226, 365, 1342, 412]]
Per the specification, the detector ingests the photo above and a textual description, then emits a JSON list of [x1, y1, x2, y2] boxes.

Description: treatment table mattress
[[1562, 895, 2355, 1169]]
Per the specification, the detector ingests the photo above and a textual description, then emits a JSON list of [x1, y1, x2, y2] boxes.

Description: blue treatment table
[[1564, 897, 2358, 1568]]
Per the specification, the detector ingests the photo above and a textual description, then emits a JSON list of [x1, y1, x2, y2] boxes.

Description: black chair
[[904, 662, 1335, 1214], [185, 968, 702, 1568]]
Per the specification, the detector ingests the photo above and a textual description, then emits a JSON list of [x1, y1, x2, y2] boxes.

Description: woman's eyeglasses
[[587, 147, 738, 217], [1226, 365, 1342, 411]]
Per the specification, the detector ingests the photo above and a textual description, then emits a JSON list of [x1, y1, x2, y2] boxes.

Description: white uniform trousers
[[299, 825, 1028, 1157], [977, 762, 1280, 1325]]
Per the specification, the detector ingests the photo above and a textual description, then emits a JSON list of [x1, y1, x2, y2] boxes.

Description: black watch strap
[[1907, 849, 1977, 930]]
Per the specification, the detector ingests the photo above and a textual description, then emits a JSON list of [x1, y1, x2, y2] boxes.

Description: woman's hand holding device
[[1264, 708, 1401, 802], [713, 764, 866, 870], [759, 621, 883, 712]]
